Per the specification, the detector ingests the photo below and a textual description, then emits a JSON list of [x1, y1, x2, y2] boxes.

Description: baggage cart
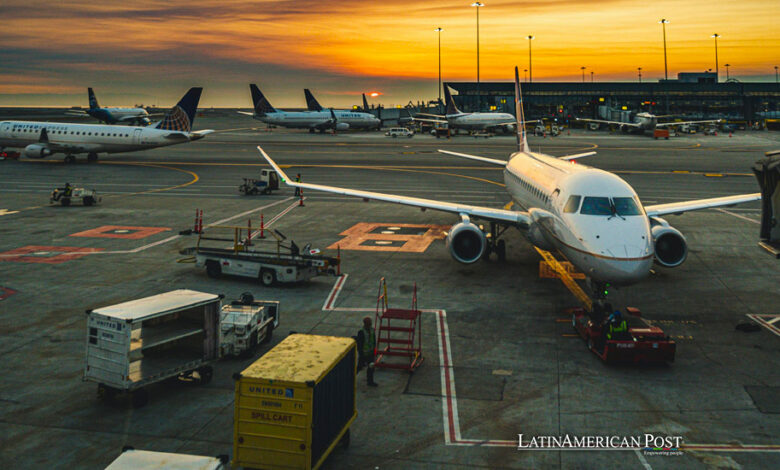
[[220, 293, 280, 357], [105, 448, 229, 469], [84, 289, 222, 408], [233, 334, 357, 470], [239, 169, 280, 195]]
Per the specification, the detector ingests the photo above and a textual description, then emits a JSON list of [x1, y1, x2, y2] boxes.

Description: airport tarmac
[[1, 116, 779, 469]]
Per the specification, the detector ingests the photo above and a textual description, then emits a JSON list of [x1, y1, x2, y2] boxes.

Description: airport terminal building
[[447, 73, 780, 125]]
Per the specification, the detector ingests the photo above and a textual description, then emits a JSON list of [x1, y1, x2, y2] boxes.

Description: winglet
[[515, 66, 530, 153], [258, 146, 293, 185], [304, 89, 323, 111], [443, 86, 461, 115]]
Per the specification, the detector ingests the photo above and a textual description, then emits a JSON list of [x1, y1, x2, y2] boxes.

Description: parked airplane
[[65, 88, 155, 126], [576, 112, 720, 133], [239, 85, 380, 132], [413, 86, 518, 133], [258, 67, 760, 298], [0, 88, 211, 163], [303, 88, 381, 130]]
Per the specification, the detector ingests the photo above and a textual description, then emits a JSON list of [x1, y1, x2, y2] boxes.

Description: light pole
[[581, 66, 586, 82], [590, 71, 594, 83], [659, 19, 669, 80], [638, 67, 642, 82], [712, 33, 720, 81], [725, 63, 730, 80], [435, 27, 443, 106], [775, 66, 778, 84], [471, 2, 483, 111], [524, 69, 528, 82], [528, 35, 534, 83]]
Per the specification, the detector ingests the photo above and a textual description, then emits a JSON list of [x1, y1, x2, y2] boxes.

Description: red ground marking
[[0, 245, 104, 264], [69, 225, 171, 239], [0, 286, 17, 301]]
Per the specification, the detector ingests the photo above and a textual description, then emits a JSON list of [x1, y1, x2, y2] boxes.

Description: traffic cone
[[259, 213, 265, 239], [729, 132, 732, 138], [247, 219, 252, 246], [299, 189, 305, 207], [193, 209, 199, 233]]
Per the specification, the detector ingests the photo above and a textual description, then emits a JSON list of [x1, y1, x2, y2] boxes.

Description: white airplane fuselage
[[633, 112, 658, 131], [448, 112, 515, 131], [0, 121, 200, 156], [255, 110, 380, 130], [503, 152, 654, 285]]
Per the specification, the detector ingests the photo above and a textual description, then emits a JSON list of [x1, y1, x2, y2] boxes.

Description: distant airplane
[[258, 67, 760, 299], [0, 88, 212, 163], [413, 86, 519, 134], [302, 88, 382, 130], [576, 112, 720, 133], [65, 88, 156, 126]]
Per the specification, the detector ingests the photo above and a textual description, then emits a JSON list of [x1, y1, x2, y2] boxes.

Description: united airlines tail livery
[[258, 67, 760, 299], [0, 88, 212, 163]]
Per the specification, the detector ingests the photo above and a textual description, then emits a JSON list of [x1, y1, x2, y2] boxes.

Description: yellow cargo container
[[233, 334, 357, 470]]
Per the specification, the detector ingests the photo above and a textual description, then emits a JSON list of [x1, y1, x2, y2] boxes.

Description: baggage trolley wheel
[[61, 197, 71, 207], [197, 366, 214, 384], [206, 261, 222, 278], [262, 323, 274, 344], [83, 196, 94, 206], [260, 269, 276, 287], [340, 429, 350, 448], [131, 388, 149, 409]]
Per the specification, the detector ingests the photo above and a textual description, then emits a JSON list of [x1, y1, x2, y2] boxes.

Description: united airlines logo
[[157, 106, 191, 132]]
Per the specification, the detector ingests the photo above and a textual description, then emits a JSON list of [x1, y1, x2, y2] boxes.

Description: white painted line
[[767, 316, 780, 325], [634, 449, 653, 470], [0, 209, 20, 216], [322, 274, 348, 311], [715, 208, 760, 225], [747, 314, 780, 338], [210, 197, 293, 226]]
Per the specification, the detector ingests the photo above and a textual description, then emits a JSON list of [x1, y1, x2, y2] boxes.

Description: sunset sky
[[0, 0, 777, 108]]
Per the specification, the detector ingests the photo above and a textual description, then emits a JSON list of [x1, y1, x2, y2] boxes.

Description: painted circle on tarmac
[[374, 241, 393, 245], [388, 226, 401, 230], [381, 231, 395, 234], [114, 230, 130, 233], [33, 252, 50, 256]]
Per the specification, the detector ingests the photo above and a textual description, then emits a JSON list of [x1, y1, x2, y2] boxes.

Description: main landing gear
[[483, 222, 508, 262], [64, 155, 76, 164]]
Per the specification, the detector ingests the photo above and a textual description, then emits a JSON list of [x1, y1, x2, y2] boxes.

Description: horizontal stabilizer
[[437, 149, 507, 166], [559, 151, 596, 161]]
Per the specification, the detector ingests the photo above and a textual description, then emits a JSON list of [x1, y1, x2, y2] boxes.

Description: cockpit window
[[580, 197, 611, 215], [563, 195, 581, 213], [613, 197, 642, 216]]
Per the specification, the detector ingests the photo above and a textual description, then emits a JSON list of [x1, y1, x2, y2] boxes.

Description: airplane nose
[[607, 244, 644, 258]]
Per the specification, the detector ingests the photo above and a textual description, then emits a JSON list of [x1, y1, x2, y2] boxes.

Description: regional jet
[[576, 112, 720, 133], [303, 89, 381, 130], [0, 88, 212, 163], [258, 67, 760, 296], [239, 85, 380, 132], [413, 86, 518, 134], [65, 88, 155, 126]]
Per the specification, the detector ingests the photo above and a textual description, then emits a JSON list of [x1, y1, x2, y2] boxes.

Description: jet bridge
[[752, 150, 780, 258]]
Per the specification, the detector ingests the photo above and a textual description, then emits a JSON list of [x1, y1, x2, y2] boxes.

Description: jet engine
[[335, 122, 350, 131], [446, 218, 486, 264], [651, 219, 688, 268], [23, 144, 52, 158]]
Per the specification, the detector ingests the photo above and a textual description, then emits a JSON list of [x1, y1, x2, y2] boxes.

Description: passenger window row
[[511, 172, 550, 205], [13, 128, 129, 137]]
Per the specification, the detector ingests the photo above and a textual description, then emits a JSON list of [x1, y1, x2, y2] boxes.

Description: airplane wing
[[644, 193, 761, 217], [412, 117, 448, 124], [656, 119, 721, 128], [437, 149, 507, 166], [189, 130, 214, 140], [560, 151, 596, 161], [258, 146, 529, 227], [575, 118, 640, 128], [415, 112, 445, 118]]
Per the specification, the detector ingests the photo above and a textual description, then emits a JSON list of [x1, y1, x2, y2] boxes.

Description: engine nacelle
[[23, 144, 52, 158], [651, 221, 688, 268], [446, 220, 486, 264], [526, 222, 554, 251], [335, 122, 349, 131]]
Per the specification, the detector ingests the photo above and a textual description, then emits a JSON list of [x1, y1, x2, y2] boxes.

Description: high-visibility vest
[[607, 320, 627, 339], [362, 327, 375, 355]]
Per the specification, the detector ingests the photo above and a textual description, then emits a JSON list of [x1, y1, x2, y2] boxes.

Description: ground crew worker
[[294, 173, 301, 196], [64, 182, 73, 197], [356, 316, 378, 387], [607, 310, 628, 340]]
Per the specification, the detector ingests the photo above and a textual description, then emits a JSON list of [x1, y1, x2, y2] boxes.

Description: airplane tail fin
[[362, 93, 369, 112], [88, 88, 99, 110], [304, 89, 323, 111], [155, 87, 202, 132], [444, 86, 461, 115], [250, 84, 275, 116], [514, 67, 530, 153]]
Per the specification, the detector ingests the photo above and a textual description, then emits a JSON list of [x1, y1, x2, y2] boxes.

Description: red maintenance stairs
[[373, 278, 424, 372]]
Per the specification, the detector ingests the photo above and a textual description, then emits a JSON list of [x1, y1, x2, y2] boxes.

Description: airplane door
[[0, 122, 10, 138], [132, 128, 142, 145]]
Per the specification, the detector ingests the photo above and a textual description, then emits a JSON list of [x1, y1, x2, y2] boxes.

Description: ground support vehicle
[[220, 293, 280, 357], [653, 129, 670, 140], [233, 334, 357, 470], [50, 186, 100, 206], [105, 449, 228, 469], [239, 169, 280, 195], [84, 289, 222, 408], [385, 127, 414, 137], [194, 224, 340, 286], [570, 306, 676, 364]]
